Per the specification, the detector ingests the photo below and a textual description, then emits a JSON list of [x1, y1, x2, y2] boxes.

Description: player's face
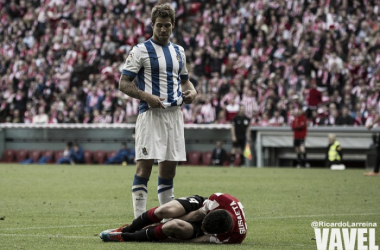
[[152, 17, 174, 45]]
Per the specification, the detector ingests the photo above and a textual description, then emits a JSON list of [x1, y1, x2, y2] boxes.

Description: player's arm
[[181, 79, 197, 104], [246, 123, 251, 142], [118, 75, 165, 109], [176, 208, 205, 222], [162, 235, 213, 243], [164, 235, 229, 244]]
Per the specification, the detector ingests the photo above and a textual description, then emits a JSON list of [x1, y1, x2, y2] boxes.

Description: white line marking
[[1, 223, 118, 231], [0, 233, 94, 239], [249, 212, 380, 220]]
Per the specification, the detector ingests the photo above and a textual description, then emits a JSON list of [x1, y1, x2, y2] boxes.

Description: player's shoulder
[[170, 42, 185, 52], [210, 193, 237, 201], [132, 40, 152, 50]]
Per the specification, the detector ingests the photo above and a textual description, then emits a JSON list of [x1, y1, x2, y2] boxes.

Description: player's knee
[[163, 219, 187, 235], [155, 206, 173, 218]]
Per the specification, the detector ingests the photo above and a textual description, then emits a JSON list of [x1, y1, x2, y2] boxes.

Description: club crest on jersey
[[176, 54, 180, 61], [142, 147, 148, 155]]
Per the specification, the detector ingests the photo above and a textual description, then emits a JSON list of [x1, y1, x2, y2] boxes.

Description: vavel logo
[[312, 221, 378, 250]]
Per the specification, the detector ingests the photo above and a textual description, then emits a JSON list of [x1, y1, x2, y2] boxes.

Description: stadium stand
[[2, 149, 16, 163], [54, 150, 65, 163], [42, 150, 54, 163], [0, 0, 379, 129], [92, 150, 107, 164], [15, 149, 28, 162], [201, 151, 213, 166], [187, 151, 202, 165], [107, 150, 118, 160], [83, 150, 93, 164], [29, 150, 42, 163]]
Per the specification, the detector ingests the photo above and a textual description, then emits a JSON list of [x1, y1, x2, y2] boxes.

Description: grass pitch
[[0, 164, 379, 250]]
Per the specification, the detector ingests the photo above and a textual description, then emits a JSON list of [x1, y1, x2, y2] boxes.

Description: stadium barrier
[[0, 124, 378, 168]]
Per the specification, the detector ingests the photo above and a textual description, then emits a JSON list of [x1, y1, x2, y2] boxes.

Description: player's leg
[[155, 108, 186, 206], [299, 141, 308, 167], [238, 139, 246, 166], [104, 156, 115, 164], [373, 149, 380, 173], [132, 159, 154, 218], [121, 199, 186, 233], [121, 219, 197, 242], [56, 157, 70, 164], [294, 140, 302, 167], [123, 195, 205, 233], [157, 161, 176, 206]]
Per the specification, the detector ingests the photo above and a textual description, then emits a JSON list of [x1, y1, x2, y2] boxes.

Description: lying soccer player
[[100, 193, 247, 244]]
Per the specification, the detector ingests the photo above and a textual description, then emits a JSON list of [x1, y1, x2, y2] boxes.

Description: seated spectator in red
[[306, 81, 322, 118]]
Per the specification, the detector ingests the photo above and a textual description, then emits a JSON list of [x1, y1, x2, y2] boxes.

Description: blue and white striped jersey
[[121, 38, 189, 114]]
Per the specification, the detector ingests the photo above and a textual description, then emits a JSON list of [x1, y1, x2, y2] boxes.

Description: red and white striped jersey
[[201, 193, 247, 244]]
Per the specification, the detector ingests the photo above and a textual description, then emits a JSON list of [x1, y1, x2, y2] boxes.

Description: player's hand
[[182, 90, 197, 104], [146, 96, 165, 109]]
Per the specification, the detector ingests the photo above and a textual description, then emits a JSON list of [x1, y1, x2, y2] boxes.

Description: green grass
[[0, 164, 379, 250]]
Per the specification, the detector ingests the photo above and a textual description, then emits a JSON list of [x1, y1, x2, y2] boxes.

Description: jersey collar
[[150, 38, 171, 47]]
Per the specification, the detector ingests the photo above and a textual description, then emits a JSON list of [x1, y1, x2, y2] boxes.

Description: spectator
[[225, 99, 239, 122], [69, 142, 85, 165], [211, 140, 227, 166], [56, 142, 73, 164], [268, 110, 285, 127], [335, 106, 354, 126], [306, 81, 322, 118], [32, 106, 48, 124], [105, 142, 135, 165]]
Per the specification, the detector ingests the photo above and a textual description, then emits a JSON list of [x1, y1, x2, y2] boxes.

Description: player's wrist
[[140, 92, 150, 102]]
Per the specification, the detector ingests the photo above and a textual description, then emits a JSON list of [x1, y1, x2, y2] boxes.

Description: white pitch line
[[1, 223, 119, 231], [0, 233, 94, 239], [249, 212, 380, 220]]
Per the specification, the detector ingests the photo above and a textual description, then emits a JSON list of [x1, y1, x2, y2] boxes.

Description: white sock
[[132, 190, 148, 219], [157, 176, 174, 206], [132, 174, 149, 219]]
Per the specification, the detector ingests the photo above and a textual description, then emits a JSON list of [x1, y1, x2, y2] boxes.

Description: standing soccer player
[[291, 108, 309, 168], [118, 4, 197, 218]]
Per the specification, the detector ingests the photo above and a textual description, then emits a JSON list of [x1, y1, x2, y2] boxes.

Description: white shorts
[[135, 107, 186, 162]]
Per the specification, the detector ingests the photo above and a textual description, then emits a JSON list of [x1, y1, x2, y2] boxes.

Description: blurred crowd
[[1, 0, 380, 127]]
